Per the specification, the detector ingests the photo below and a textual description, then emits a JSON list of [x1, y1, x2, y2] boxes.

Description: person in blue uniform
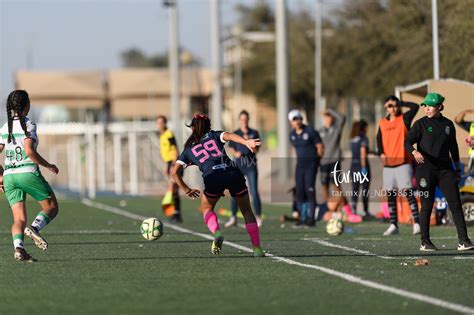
[[349, 120, 371, 217], [288, 110, 324, 226], [225, 110, 262, 227]]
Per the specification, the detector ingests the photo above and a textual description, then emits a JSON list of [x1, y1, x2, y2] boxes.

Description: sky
[[0, 0, 342, 100]]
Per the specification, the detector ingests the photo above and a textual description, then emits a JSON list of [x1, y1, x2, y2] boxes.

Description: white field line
[[81, 199, 474, 315], [304, 238, 396, 260], [0, 230, 136, 235], [354, 236, 458, 241], [303, 238, 423, 260], [453, 256, 474, 260]]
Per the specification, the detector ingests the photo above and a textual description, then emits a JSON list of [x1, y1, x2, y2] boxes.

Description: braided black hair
[[6, 90, 30, 143], [184, 114, 211, 148]]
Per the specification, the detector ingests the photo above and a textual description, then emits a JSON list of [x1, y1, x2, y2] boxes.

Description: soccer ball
[[140, 218, 164, 241], [326, 217, 344, 236]]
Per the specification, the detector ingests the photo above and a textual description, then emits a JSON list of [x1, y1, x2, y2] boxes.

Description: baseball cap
[[421, 93, 445, 107], [288, 109, 303, 121]]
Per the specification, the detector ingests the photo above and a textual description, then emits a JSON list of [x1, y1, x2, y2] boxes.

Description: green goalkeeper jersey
[[0, 117, 39, 175]]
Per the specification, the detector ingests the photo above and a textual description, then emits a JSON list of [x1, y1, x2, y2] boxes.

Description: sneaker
[[412, 223, 421, 235], [292, 221, 305, 229], [306, 219, 316, 228], [256, 216, 263, 228], [24, 226, 48, 250], [383, 224, 399, 236], [224, 216, 237, 228], [253, 246, 265, 257], [363, 212, 375, 220], [343, 205, 362, 223], [458, 240, 474, 251], [420, 240, 438, 251], [280, 214, 299, 223], [211, 236, 224, 255], [14, 248, 36, 262], [169, 213, 183, 223], [347, 213, 363, 223]]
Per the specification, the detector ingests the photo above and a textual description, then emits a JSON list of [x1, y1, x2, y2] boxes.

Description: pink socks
[[343, 204, 362, 223], [203, 211, 220, 235], [245, 222, 261, 247], [204, 211, 261, 247]]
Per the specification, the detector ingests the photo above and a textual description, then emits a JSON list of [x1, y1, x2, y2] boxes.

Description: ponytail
[[184, 114, 211, 148], [5, 90, 30, 143]]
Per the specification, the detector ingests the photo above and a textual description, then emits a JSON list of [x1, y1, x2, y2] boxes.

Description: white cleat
[[24, 226, 48, 251], [457, 241, 474, 251], [14, 248, 36, 262], [412, 223, 421, 235], [224, 216, 237, 228], [383, 224, 399, 236]]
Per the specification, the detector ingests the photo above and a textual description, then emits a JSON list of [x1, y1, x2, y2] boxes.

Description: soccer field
[[0, 196, 473, 315]]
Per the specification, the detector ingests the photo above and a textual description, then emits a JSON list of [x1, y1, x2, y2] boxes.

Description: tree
[[440, 0, 474, 80], [235, 0, 474, 108], [120, 48, 201, 68], [121, 48, 167, 67], [237, 1, 317, 114]]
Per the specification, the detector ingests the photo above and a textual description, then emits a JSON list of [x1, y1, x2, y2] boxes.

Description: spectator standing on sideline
[[349, 120, 371, 217], [289, 110, 324, 227], [318, 108, 359, 221], [225, 110, 263, 227], [377, 96, 420, 236]]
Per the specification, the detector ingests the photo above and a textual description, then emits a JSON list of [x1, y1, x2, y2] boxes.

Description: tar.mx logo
[[331, 161, 370, 187]]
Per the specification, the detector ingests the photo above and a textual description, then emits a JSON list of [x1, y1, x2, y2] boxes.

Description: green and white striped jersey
[[0, 117, 39, 175]]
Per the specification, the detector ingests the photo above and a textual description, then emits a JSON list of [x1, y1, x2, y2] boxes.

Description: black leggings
[[350, 165, 370, 214], [416, 165, 469, 242], [295, 162, 318, 222]]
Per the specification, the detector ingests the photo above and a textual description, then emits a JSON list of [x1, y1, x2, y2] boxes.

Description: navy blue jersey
[[229, 127, 259, 166], [457, 121, 472, 133], [177, 130, 235, 177], [289, 125, 322, 160], [350, 134, 369, 166]]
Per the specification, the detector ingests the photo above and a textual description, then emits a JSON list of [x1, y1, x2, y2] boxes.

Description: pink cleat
[[343, 204, 362, 223]]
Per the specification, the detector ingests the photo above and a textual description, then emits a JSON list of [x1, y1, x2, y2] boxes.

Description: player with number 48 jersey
[[0, 90, 60, 262]]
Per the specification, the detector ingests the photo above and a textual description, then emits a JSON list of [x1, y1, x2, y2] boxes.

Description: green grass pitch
[[0, 195, 473, 314]]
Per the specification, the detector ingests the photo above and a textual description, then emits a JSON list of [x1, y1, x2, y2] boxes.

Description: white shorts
[[383, 164, 413, 191]]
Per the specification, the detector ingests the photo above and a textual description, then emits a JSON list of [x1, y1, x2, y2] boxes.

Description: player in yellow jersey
[[156, 116, 182, 223]]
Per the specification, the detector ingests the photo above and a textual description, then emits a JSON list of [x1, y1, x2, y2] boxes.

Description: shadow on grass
[[46, 240, 211, 245], [28, 250, 474, 264]]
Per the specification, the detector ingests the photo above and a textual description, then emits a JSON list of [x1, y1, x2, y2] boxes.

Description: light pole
[[431, 0, 440, 80], [163, 0, 181, 143], [210, 0, 223, 130], [227, 27, 275, 109], [231, 25, 243, 109], [275, 0, 290, 181], [314, 0, 322, 129]]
